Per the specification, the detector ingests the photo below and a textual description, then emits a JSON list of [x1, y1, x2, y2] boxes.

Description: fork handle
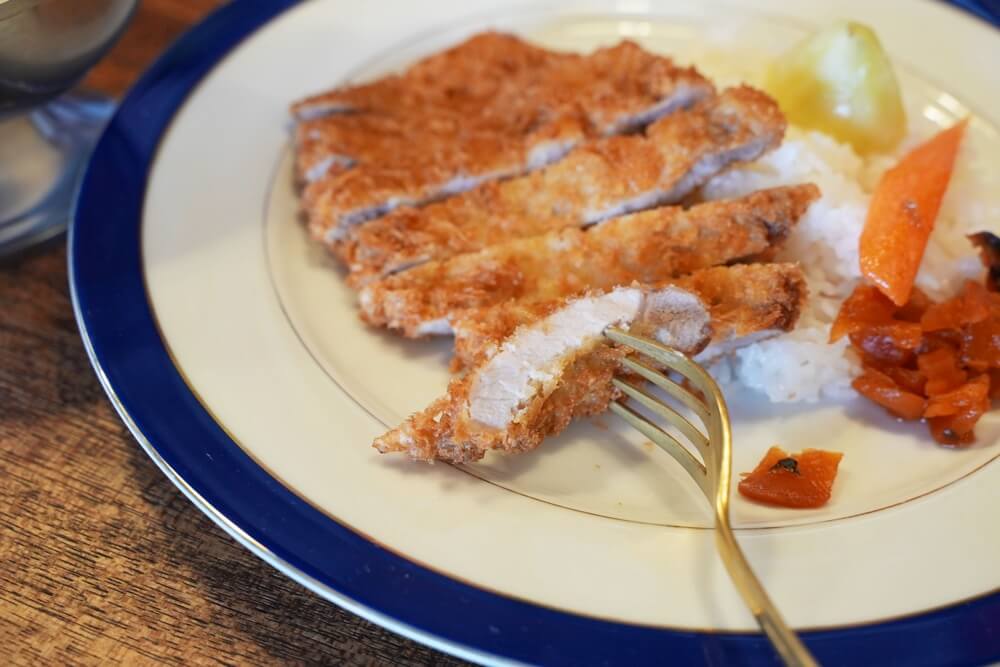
[[715, 515, 820, 667]]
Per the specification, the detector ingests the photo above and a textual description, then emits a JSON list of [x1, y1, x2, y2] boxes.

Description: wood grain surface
[[0, 2, 466, 664]]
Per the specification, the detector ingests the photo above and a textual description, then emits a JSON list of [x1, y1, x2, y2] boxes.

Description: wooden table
[[0, 3, 466, 664]]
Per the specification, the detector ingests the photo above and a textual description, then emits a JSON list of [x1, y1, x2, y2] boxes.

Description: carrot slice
[[829, 284, 896, 342], [852, 368, 926, 420], [738, 447, 843, 509], [859, 120, 968, 306]]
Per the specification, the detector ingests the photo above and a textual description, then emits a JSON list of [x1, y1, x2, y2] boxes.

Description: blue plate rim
[[69, 1, 1000, 665]]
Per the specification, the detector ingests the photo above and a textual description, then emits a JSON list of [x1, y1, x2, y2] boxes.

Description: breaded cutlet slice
[[451, 263, 807, 369], [296, 36, 714, 232], [338, 86, 786, 285], [373, 282, 713, 463], [358, 184, 819, 337], [291, 32, 565, 120]]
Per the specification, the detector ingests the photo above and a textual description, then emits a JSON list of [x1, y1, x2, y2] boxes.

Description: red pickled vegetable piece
[[849, 321, 922, 365], [969, 231, 1000, 292], [860, 120, 967, 306], [920, 330, 963, 355], [961, 316, 1000, 371], [924, 375, 990, 417], [830, 284, 896, 342], [895, 287, 932, 323], [917, 346, 967, 396], [881, 365, 927, 395], [928, 418, 976, 447], [987, 369, 1000, 399], [921, 280, 993, 331], [852, 368, 927, 420], [738, 447, 843, 509]]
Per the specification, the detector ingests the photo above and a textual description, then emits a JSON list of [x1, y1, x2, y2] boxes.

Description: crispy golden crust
[[295, 35, 714, 233], [374, 347, 629, 462], [291, 33, 560, 119], [451, 263, 807, 369], [375, 263, 808, 463], [373, 282, 713, 462], [358, 184, 819, 337], [337, 86, 786, 284], [678, 262, 806, 337]]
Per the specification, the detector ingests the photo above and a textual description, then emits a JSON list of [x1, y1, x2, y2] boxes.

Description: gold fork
[[604, 327, 819, 667]]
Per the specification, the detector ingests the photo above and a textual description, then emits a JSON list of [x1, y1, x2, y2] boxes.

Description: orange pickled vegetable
[[829, 284, 895, 342], [969, 231, 1000, 292], [921, 280, 992, 331], [849, 321, 922, 365], [852, 368, 926, 420], [738, 447, 843, 509], [925, 376, 990, 447], [988, 370, 1000, 399], [859, 120, 968, 306], [961, 317, 1000, 372], [881, 365, 926, 395], [917, 346, 967, 396], [895, 287, 932, 323]]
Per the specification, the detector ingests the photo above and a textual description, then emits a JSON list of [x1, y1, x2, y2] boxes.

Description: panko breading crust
[[337, 85, 786, 284], [358, 184, 819, 337]]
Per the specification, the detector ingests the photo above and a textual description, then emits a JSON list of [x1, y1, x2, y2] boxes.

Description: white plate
[[72, 1, 1000, 664]]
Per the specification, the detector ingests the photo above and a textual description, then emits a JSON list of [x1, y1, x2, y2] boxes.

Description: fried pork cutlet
[[358, 184, 819, 337], [373, 283, 713, 463], [337, 86, 786, 284], [296, 35, 714, 233], [451, 263, 807, 369], [293, 34, 712, 177], [292, 32, 561, 120]]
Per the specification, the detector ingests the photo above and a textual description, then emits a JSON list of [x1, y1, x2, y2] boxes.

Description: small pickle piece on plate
[[765, 21, 905, 155], [738, 447, 844, 509]]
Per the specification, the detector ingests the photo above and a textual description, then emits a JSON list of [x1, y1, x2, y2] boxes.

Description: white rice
[[687, 56, 999, 402]]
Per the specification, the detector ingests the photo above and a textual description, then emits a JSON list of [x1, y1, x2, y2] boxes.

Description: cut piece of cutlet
[[338, 86, 786, 285], [451, 263, 807, 369], [374, 263, 808, 463], [291, 32, 564, 121], [358, 184, 820, 337], [374, 282, 713, 463], [295, 34, 715, 235]]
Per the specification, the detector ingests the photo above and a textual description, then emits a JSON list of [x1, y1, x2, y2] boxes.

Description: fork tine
[[618, 356, 711, 426], [611, 378, 710, 459], [606, 327, 717, 398], [607, 401, 710, 497]]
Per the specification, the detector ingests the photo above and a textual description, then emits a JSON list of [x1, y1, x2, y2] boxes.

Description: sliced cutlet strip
[[373, 283, 714, 463], [294, 35, 712, 181], [294, 99, 588, 185], [291, 32, 562, 120], [337, 86, 785, 284], [451, 263, 807, 369], [298, 39, 714, 232], [358, 184, 819, 337]]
